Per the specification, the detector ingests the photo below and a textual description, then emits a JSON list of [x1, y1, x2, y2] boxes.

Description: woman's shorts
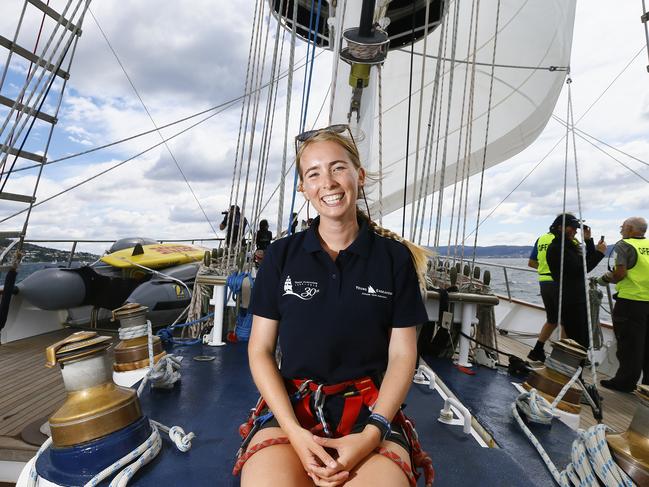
[[256, 414, 411, 453]]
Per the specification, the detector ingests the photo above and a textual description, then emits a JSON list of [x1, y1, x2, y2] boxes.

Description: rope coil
[[513, 390, 635, 486]]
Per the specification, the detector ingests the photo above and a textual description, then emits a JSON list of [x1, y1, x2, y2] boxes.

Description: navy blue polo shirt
[[251, 217, 428, 384]]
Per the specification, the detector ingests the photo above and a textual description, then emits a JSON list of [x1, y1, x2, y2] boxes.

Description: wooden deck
[[496, 333, 639, 433], [0, 329, 77, 461]]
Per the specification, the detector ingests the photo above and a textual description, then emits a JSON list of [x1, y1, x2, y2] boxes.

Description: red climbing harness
[[233, 377, 435, 486]]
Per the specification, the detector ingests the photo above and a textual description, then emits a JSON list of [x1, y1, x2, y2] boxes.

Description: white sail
[[326, 0, 577, 217]]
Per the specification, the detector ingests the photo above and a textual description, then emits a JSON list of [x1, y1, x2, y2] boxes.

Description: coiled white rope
[[513, 390, 635, 486], [24, 420, 195, 487], [118, 323, 148, 340]]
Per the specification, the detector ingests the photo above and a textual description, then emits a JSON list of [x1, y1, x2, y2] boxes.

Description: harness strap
[[232, 436, 290, 475], [374, 447, 417, 487], [337, 394, 363, 437]]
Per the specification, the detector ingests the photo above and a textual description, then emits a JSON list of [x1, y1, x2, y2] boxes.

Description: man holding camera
[[220, 205, 248, 248], [546, 213, 607, 348]]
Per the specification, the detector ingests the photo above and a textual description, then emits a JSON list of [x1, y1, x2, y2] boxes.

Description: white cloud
[[1, 0, 648, 254]]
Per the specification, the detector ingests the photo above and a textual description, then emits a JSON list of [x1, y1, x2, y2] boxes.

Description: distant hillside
[[431, 245, 533, 258], [0, 239, 100, 263]]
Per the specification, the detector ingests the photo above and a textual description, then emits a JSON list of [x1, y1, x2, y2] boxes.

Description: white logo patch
[[283, 276, 320, 300], [356, 284, 392, 299]]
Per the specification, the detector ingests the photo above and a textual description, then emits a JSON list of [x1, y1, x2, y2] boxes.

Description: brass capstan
[[523, 339, 587, 414], [607, 385, 649, 485], [46, 331, 143, 447], [112, 303, 165, 372]]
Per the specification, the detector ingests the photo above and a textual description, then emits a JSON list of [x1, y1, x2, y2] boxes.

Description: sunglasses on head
[[294, 124, 356, 153]]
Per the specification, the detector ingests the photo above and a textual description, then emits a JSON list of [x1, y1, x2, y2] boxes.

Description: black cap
[[551, 213, 582, 230]]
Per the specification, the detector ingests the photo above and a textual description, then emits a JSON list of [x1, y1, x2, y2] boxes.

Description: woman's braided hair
[[296, 130, 430, 291]]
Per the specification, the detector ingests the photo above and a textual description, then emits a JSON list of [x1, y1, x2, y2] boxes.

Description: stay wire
[[447, 0, 478, 260], [233, 1, 273, 265], [568, 80, 598, 385], [89, 9, 218, 236], [287, 0, 321, 235], [11, 52, 321, 176], [409, 0, 432, 242], [277, 0, 299, 236], [1, 98, 236, 224], [470, 0, 501, 272], [461, 43, 645, 242], [556, 77, 571, 336], [402, 0, 417, 238], [459, 0, 481, 263], [0, 0, 48, 177]]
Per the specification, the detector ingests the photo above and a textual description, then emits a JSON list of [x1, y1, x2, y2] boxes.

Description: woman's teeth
[[322, 194, 343, 205]]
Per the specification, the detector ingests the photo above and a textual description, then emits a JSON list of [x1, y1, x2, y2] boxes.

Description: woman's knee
[[240, 428, 312, 487], [345, 442, 411, 487]]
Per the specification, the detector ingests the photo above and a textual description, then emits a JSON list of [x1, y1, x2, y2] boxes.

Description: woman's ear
[[358, 167, 366, 188]]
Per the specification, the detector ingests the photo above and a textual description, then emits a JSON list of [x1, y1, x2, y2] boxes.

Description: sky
[[0, 0, 648, 256]]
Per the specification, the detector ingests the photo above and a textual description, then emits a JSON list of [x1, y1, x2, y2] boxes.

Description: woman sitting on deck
[[236, 125, 432, 486]]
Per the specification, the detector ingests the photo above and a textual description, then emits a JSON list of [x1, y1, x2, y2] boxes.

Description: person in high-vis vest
[[527, 225, 562, 362], [599, 216, 649, 393]]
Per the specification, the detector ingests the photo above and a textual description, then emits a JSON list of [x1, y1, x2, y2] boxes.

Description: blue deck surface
[[128, 343, 541, 486], [424, 356, 579, 487]]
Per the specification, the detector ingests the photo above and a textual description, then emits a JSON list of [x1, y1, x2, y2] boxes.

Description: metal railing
[[435, 257, 535, 302], [435, 256, 614, 323]]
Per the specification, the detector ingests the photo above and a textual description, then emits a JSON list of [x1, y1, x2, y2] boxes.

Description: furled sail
[[369, 0, 577, 217]]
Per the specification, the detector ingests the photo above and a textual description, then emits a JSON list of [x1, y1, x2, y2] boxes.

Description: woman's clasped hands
[[288, 426, 382, 486]]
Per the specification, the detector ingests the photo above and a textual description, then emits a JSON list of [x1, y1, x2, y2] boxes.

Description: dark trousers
[[612, 298, 649, 388], [561, 302, 589, 349]]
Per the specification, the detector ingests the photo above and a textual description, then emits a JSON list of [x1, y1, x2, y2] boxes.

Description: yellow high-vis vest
[[616, 238, 649, 301], [536, 233, 555, 282]]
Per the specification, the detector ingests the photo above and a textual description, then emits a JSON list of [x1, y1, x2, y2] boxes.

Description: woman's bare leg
[[344, 440, 411, 487], [240, 427, 314, 487]]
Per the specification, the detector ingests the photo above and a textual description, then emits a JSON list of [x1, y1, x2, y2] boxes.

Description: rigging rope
[[567, 80, 599, 385], [287, 0, 322, 236], [0, 0, 83, 188], [423, 0, 450, 247], [446, 0, 479, 260], [469, 0, 501, 274], [378, 64, 384, 225], [327, 0, 347, 125], [456, 0, 480, 263], [89, 9, 218, 237], [556, 77, 571, 340], [276, 0, 299, 237], [402, 0, 417, 238], [429, 0, 453, 250], [460, 40, 645, 245], [0, 0, 48, 177], [409, 0, 432, 241], [224, 0, 265, 270]]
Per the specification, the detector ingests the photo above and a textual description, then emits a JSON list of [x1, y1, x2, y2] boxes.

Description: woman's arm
[[248, 315, 301, 434], [371, 326, 418, 425]]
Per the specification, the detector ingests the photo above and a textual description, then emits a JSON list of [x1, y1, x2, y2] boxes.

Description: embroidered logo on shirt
[[283, 276, 319, 300], [355, 284, 392, 299]]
